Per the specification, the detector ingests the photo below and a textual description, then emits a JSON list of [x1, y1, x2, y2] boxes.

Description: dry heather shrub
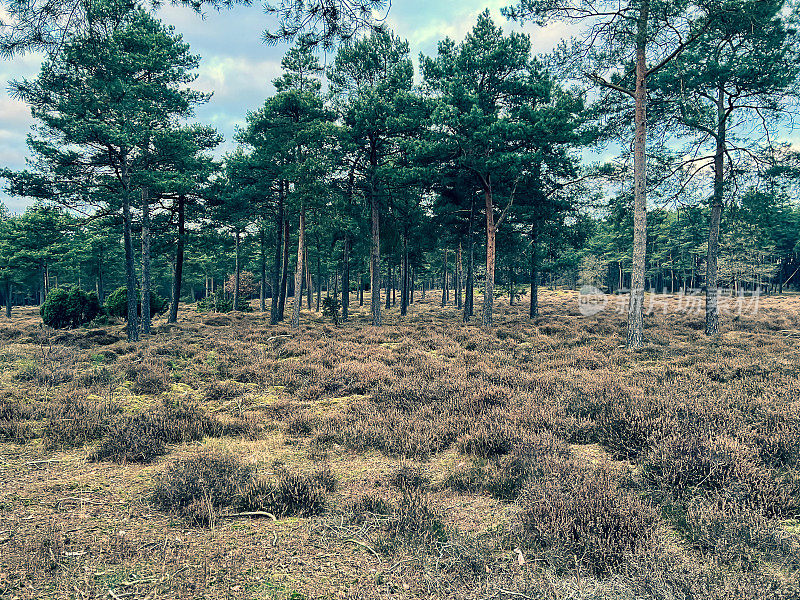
[[448, 431, 572, 501], [748, 406, 800, 468], [42, 390, 121, 449], [593, 394, 677, 460], [518, 466, 659, 576], [0, 393, 37, 421], [285, 410, 317, 435], [129, 358, 172, 395], [203, 380, 245, 402], [239, 469, 334, 518], [642, 431, 798, 517], [151, 451, 256, 524], [348, 465, 447, 551], [388, 465, 445, 544], [90, 399, 223, 463], [0, 419, 35, 443], [681, 495, 800, 569]]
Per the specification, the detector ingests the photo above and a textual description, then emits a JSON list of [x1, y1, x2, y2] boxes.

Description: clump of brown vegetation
[[517, 464, 659, 576], [42, 390, 122, 449], [151, 450, 336, 524], [90, 399, 225, 463]]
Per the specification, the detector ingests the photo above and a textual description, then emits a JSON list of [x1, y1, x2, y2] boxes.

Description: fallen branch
[[225, 511, 278, 521]]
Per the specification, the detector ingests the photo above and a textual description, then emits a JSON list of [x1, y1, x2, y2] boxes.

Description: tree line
[[2, 0, 800, 346]]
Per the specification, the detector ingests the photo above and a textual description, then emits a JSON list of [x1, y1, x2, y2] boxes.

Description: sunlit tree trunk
[[291, 203, 305, 329], [270, 185, 283, 325], [627, 2, 649, 349], [706, 84, 726, 336], [483, 186, 496, 327]]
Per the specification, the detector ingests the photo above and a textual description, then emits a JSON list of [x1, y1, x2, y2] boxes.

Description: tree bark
[[259, 222, 266, 312], [530, 223, 539, 318], [121, 172, 139, 342], [233, 229, 241, 312], [342, 236, 350, 321], [306, 246, 312, 310], [465, 195, 475, 321], [440, 248, 447, 307], [316, 243, 322, 312], [401, 235, 409, 316], [385, 260, 392, 310], [627, 2, 649, 349], [97, 245, 104, 303], [4, 279, 11, 318], [279, 197, 290, 321], [271, 185, 283, 325], [141, 186, 152, 334], [119, 153, 138, 340], [291, 204, 306, 329], [456, 241, 462, 309], [705, 84, 726, 336], [369, 141, 381, 326], [483, 187, 496, 326], [168, 194, 186, 323]]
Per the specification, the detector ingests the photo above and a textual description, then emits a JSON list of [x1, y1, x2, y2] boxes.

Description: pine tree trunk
[[316, 246, 322, 312], [260, 223, 266, 312], [530, 223, 539, 318], [456, 241, 462, 309], [359, 270, 364, 306], [279, 200, 290, 321], [97, 246, 104, 303], [4, 279, 11, 318], [465, 196, 475, 321], [168, 194, 185, 324], [122, 181, 139, 342], [385, 261, 392, 310], [369, 143, 381, 326], [706, 85, 726, 336], [627, 2, 649, 349], [271, 186, 284, 325], [141, 187, 152, 334], [401, 236, 409, 316], [291, 204, 305, 329], [233, 230, 241, 312], [483, 187, 496, 327], [441, 248, 448, 307], [342, 236, 350, 322], [306, 247, 312, 310]]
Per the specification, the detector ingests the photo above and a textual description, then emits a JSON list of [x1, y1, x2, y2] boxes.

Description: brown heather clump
[[90, 399, 227, 463], [517, 465, 659, 576]]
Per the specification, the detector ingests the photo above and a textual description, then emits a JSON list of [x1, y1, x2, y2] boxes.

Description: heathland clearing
[[1, 291, 799, 599]]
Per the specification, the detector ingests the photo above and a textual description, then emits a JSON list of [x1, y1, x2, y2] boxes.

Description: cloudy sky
[[0, 1, 574, 212]]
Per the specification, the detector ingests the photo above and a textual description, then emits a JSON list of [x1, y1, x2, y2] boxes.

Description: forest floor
[[1, 290, 800, 599]]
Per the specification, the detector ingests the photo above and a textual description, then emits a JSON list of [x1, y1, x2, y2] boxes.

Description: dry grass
[[0, 290, 799, 599]]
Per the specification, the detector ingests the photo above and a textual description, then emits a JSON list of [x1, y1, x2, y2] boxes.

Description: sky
[[0, 0, 572, 213]]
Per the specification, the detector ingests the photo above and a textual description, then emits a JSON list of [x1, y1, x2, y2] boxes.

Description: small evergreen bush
[[105, 286, 168, 318], [40, 287, 101, 329]]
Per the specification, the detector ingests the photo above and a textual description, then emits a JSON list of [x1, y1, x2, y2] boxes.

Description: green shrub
[[105, 286, 168, 318], [321, 296, 340, 326], [40, 287, 100, 329], [196, 291, 251, 313]]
